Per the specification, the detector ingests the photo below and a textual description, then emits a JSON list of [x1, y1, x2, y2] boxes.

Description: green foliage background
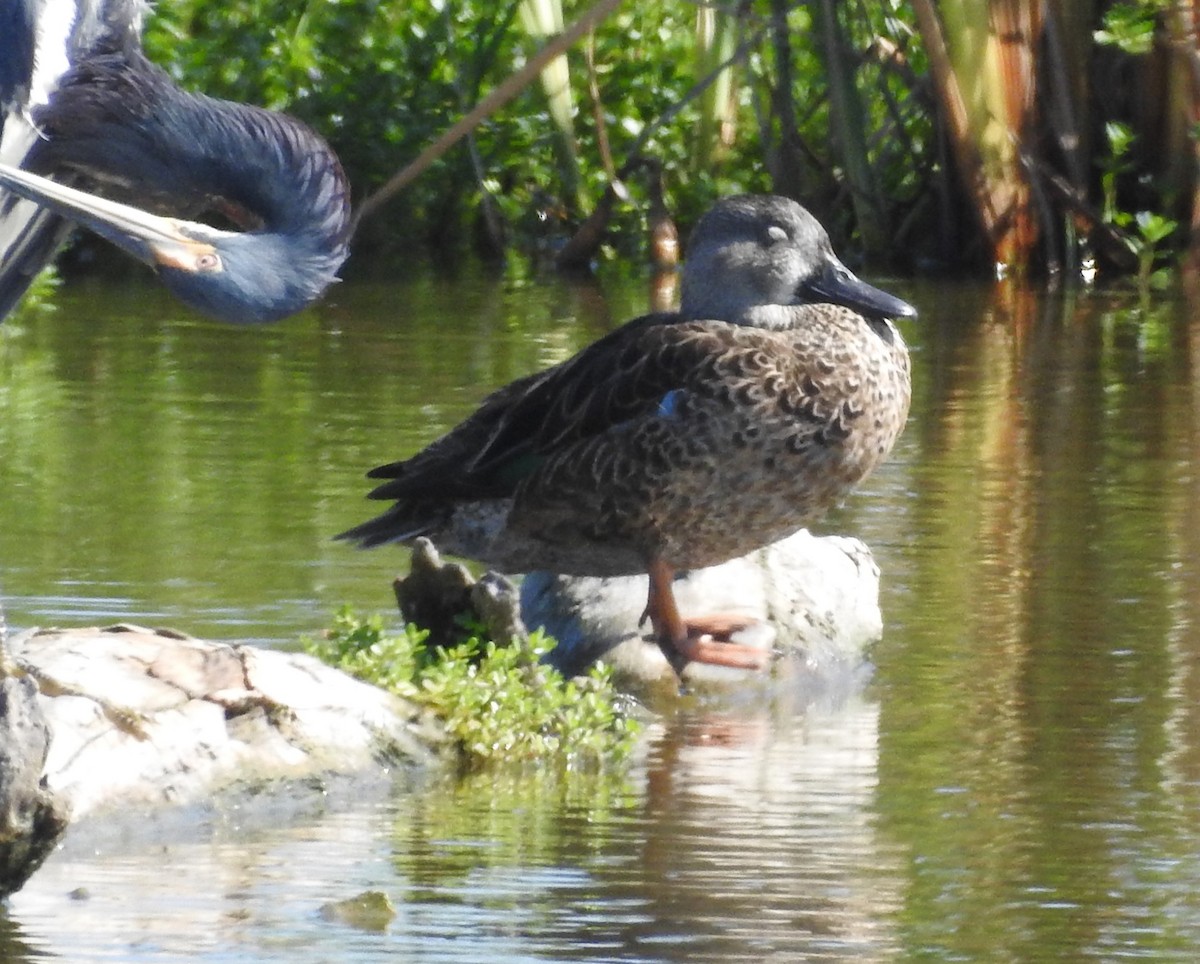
[[139, 1, 1191, 280], [142, 1, 929, 269]]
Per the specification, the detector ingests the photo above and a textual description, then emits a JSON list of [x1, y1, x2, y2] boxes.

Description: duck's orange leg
[[643, 558, 770, 671]]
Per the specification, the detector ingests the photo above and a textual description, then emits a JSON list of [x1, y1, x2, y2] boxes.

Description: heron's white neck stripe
[[31, 0, 79, 110]]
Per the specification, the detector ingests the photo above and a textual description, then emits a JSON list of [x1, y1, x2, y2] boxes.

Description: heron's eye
[[765, 224, 789, 246], [197, 252, 222, 271]]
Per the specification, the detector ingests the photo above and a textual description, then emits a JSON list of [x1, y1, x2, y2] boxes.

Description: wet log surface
[[0, 623, 445, 898]]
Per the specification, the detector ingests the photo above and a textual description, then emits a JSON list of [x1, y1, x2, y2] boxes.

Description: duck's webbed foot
[[673, 614, 771, 670], [644, 559, 771, 672]]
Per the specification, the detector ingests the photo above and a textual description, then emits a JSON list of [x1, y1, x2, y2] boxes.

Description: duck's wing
[[338, 308, 868, 549], [363, 312, 747, 502], [465, 307, 872, 474]]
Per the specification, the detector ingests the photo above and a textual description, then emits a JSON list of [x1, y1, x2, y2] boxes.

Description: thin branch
[[352, 0, 625, 232], [584, 31, 619, 185]]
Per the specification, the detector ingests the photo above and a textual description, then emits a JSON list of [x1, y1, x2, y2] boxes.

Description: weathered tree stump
[[392, 538, 527, 647]]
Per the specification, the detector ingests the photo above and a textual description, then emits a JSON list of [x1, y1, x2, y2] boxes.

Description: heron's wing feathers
[[0, 1, 38, 115]]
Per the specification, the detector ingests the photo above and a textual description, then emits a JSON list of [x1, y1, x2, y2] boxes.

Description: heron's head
[[679, 194, 916, 328], [154, 225, 349, 325], [0, 163, 349, 324]]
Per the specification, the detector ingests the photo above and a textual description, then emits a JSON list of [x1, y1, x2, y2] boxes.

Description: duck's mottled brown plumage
[[339, 193, 916, 671]]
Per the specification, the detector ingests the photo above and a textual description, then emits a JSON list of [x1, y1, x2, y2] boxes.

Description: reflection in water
[[8, 688, 897, 962], [624, 698, 899, 959], [388, 685, 900, 961], [4, 275, 1200, 958], [855, 282, 1200, 959]]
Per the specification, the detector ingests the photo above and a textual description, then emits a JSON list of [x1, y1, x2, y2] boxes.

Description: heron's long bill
[[0, 162, 222, 272]]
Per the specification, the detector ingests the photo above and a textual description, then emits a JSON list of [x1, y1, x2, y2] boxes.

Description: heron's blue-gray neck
[[27, 51, 351, 262]]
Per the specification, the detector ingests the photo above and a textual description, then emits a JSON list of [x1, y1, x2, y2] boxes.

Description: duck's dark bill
[[801, 256, 917, 320]]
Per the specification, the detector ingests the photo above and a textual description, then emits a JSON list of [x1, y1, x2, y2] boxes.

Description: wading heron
[[0, 0, 351, 324]]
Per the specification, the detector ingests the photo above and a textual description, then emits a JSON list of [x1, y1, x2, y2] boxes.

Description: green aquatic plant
[[307, 607, 640, 768], [1099, 122, 1176, 291], [1130, 210, 1177, 292], [1094, 0, 1169, 55], [5, 266, 61, 320], [1098, 122, 1178, 293]]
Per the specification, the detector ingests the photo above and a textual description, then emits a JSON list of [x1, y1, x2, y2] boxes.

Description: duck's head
[[680, 194, 916, 327]]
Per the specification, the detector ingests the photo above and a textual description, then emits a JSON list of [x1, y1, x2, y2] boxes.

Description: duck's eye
[[765, 224, 789, 246], [197, 252, 222, 271]]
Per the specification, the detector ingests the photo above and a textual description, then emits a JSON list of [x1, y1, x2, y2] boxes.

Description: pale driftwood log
[[0, 623, 447, 897]]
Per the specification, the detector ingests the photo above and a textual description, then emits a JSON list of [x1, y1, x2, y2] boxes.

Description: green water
[[0, 270, 639, 642], [2, 271, 1200, 960]]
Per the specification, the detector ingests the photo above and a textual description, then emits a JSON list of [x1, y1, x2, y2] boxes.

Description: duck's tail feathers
[[334, 510, 434, 549]]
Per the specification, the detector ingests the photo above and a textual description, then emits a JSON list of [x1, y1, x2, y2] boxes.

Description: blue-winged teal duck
[[339, 194, 916, 672]]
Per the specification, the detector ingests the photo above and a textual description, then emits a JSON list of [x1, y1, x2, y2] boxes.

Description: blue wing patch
[[657, 389, 683, 418]]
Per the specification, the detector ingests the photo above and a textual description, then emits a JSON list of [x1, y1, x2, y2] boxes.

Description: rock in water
[[521, 529, 883, 688], [384, 532, 881, 690], [318, 889, 397, 931]]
